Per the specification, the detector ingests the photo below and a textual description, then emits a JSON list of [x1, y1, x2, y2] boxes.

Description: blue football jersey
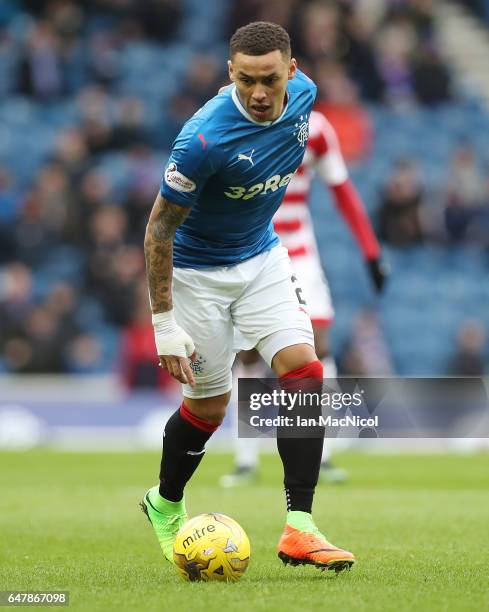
[[160, 69, 317, 268]]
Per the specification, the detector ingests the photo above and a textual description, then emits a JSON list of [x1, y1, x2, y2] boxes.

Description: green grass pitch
[[1, 450, 488, 611]]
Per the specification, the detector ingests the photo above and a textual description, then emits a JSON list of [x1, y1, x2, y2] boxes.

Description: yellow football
[[173, 513, 251, 582]]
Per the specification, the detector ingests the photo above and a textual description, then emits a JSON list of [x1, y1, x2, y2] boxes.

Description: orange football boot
[[278, 523, 355, 573]]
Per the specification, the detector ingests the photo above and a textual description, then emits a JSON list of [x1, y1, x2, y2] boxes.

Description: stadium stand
[[0, 0, 488, 379]]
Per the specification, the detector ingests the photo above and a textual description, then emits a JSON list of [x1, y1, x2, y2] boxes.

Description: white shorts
[[172, 245, 314, 399], [288, 253, 334, 326]]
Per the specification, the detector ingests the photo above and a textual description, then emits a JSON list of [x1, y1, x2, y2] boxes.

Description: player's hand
[[367, 257, 389, 293], [152, 311, 197, 386]]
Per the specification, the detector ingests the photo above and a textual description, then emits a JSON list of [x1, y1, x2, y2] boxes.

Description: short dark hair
[[230, 21, 291, 59]]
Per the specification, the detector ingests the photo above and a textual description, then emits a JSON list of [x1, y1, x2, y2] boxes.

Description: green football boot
[[140, 485, 187, 563]]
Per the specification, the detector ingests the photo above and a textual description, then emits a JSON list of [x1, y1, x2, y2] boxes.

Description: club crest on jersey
[[164, 163, 196, 193], [189, 353, 206, 374], [293, 115, 309, 147]]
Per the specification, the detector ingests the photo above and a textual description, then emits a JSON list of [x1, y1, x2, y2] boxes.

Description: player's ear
[[288, 58, 297, 81], [228, 59, 235, 83]]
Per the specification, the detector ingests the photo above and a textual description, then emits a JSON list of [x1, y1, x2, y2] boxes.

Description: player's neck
[[271, 92, 289, 122], [235, 90, 289, 124], [280, 92, 288, 113]]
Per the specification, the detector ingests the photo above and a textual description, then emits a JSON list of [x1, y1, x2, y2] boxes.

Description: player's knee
[[278, 360, 324, 427], [204, 410, 226, 426], [183, 392, 231, 426], [271, 343, 319, 377], [280, 359, 324, 381]]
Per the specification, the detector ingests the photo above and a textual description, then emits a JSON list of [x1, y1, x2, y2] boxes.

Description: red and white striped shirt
[[273, 110, 380, 261]]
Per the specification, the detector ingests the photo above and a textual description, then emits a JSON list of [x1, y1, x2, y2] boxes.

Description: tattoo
[[144, 194, 190, 313]]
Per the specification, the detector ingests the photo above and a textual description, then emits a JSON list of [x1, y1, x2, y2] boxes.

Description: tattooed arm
[[144, 193, 196, 385], [144, 193, 190, 314]]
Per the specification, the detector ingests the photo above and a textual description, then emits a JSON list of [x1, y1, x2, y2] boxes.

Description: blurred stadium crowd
[[456, 0, 489, 20], [1, 0, 489, 383]]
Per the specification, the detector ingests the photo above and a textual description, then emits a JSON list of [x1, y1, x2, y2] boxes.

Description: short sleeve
[[311, 112, 348, 186], [160, 128, 216, 207]]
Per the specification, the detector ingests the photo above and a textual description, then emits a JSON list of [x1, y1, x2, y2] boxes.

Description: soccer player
[[141, 22, 355, 572], [221, 109, 386, 487]]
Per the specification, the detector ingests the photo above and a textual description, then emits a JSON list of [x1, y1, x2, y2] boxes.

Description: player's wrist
[[152, 310, 175, 325], [151, 310, 195, 359], [366, 257, 389, 293], [152, 310, 180, 336]]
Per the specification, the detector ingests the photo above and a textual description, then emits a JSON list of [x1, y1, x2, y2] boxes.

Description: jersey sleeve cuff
[[160, 182, 195, 207]]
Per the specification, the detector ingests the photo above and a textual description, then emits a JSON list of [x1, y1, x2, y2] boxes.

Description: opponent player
[[141, 22, 355, 572], [221, 110, 386, 487]]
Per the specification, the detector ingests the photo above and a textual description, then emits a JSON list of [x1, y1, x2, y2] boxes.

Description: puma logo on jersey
[[224, 172, 295, 201], [237, 149, 255, 166]]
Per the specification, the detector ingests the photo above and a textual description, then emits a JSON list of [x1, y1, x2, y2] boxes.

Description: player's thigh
[[231, 246, 315, 367], [239, 348, 261, 366], [173, 268, 235, 399]]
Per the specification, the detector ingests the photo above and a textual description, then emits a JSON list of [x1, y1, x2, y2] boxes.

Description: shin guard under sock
[[159, 402, 219, 502], [277, 360, 324, 513]]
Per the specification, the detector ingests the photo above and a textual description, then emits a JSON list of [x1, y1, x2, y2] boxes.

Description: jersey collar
[[231, 85, 289, 126]]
